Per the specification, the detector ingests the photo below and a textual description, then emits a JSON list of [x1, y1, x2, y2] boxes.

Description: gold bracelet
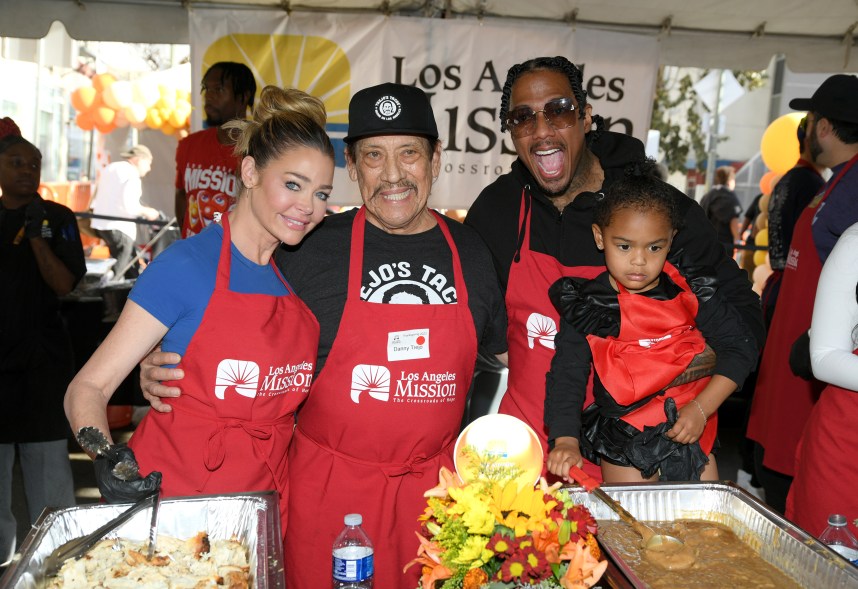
[[691, 399, 707, 426]]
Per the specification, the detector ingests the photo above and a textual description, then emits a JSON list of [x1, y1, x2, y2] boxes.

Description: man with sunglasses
[[465, 56, 765, 482]]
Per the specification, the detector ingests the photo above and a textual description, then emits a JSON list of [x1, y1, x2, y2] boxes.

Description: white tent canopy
[[1, 0, 856, 72]]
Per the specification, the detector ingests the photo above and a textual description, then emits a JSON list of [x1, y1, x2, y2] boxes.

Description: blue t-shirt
[[129, 223, 289, 358], [812, 160, 858, 264]]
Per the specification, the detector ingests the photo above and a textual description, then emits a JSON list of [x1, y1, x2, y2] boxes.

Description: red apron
[[586, 262, 716, 454], [787, 350, 858, 537], [129, 215, 319, 529], [747, 155, 858, 476], [500, 191, 604, 481], [284, 208, 477, 589]]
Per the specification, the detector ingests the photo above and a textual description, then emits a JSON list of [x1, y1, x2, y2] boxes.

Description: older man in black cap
[[140, 82, 507, 588], [747, 73, 858, 513]]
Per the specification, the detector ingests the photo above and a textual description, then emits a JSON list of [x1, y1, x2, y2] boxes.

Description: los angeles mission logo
[[214, 359, 313, 399], [350, 365, 458, 405]]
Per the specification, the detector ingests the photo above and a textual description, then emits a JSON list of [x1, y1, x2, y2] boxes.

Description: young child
[[545, 160, 758, 483]]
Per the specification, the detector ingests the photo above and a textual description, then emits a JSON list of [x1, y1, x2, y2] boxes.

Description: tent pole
[[703, 69, 723, 191]]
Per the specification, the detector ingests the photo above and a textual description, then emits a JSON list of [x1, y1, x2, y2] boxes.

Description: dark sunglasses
[[505, 98, 578, 138]]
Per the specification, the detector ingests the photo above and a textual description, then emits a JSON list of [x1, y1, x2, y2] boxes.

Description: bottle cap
[[344, 513, 362, 526], [829, 514, 847, 526]]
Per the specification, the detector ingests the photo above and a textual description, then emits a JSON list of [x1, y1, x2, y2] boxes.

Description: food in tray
[[599, 519, 802, 588], [47, 531, 250, 588]]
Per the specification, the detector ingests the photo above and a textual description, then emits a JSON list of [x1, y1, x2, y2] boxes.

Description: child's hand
[[666, 400, 707, 444], [547, 437, 583, 482]]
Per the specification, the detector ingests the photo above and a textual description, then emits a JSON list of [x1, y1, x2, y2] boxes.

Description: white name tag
[[387, 328, 430, 362]]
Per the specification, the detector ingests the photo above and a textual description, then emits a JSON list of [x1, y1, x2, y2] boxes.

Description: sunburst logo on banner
[[202, 34, 351, 166]]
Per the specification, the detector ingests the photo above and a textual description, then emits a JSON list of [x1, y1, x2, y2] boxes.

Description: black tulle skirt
[[579, 399, 717, 481]]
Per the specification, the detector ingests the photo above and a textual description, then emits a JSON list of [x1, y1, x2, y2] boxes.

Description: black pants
[[753, 442, 793, 514], [97, 229, 137, 279]]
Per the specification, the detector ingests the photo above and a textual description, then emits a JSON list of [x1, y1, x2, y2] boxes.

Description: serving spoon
[[567, 465, 684, 550]]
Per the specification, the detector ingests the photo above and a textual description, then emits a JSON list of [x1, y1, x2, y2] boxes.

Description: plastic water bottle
[[819, 514, 858, 565], [332, 513, 374, 588]]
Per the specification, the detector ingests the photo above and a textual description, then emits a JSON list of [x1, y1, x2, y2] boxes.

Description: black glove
[[23, 199, 50, 239], [93, 443, 162, 504], [789, 330, 814, 381]]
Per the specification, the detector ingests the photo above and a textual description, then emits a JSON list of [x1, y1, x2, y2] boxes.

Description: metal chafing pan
[[0, 491, 283, 589], [563, 481, 858, 589]]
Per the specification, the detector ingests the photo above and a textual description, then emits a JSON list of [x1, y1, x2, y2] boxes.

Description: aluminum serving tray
[[562, 481, 858, 589], [0, 491, 284, 589]]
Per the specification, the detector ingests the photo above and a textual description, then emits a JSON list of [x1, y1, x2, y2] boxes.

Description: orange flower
[[462, 567, 489, 589], [532, 529, 562, 564], [424, 466, 463, 498], [559, 538, 608, 589], [403, 533, 453, 589], [584, 533, 600, 561]]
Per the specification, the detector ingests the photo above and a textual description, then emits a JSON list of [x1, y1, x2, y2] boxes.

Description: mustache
[[371, 181, 418, 199]]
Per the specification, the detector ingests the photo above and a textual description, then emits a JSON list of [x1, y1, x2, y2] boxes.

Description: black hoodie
[[464, 130, 765, 348]]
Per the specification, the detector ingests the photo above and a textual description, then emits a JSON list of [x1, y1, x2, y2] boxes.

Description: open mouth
[[534, 147, 564, 178]]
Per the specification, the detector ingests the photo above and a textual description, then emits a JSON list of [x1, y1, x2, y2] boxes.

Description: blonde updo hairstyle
[[224, 85, 334, 194]]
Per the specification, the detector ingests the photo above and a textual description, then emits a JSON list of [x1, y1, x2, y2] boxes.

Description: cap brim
[[343, 129, 439, 144], [789, 97, 813, 111]]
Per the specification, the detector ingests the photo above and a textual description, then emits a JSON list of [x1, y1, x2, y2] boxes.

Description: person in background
[[747, 74, 858, 514], [0, 127, 85, 565], [90, 144, 160, 279], [761, 116, 826, 328], [176, 62, 256, 238], [545, 161, 757, 484], [699, 165, 742, 257], [464, 56, 765, 483], [786, 221, 858, 537], [64, 87, 333, 529], [140, 82, 507, 588]]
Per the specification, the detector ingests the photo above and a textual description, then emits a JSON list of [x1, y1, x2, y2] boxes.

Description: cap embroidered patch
[[375, 95, 401, 121]]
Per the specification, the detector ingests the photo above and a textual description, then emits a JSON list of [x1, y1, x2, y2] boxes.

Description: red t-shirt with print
[[175, 127, 239, 238]]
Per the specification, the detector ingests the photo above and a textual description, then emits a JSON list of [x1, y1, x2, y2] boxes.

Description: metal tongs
[[42, 489, 160, 579]]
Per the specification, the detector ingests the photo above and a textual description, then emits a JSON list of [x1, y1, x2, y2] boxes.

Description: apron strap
[[297, 424, 453, 478]]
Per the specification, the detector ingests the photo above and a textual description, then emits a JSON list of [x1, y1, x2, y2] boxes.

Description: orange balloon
[[759, 171, 780, 196], [71, 86, 97, 113], [75, 110, 95, 131], [92, 73, 116, 93], [92, 106, 116, 127], [160, 121, 177, 136], [95, 119, 116, 134]]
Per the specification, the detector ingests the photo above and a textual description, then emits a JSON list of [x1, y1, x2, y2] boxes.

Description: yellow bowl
[[454, 414, 543, 487]]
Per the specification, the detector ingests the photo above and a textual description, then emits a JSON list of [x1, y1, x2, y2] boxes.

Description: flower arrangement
[[405, 450, 607, 589]]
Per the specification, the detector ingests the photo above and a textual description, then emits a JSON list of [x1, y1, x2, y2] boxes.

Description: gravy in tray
[[599, 519, 802, 588]]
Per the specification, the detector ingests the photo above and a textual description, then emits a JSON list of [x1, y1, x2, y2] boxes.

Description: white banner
[[190, 9, 659, 208]]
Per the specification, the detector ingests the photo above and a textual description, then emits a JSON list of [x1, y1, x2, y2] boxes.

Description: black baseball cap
[[789, 74, 858, 124], [344, 83, 439, 144]]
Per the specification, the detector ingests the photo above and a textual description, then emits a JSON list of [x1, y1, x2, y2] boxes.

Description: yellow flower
[[490, 480, 557, 537], [448, 485, 496, 536], [452, 535, 493, 567]]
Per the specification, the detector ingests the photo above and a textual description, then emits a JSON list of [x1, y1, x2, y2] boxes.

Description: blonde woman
[[65, 86, 334, 529]]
